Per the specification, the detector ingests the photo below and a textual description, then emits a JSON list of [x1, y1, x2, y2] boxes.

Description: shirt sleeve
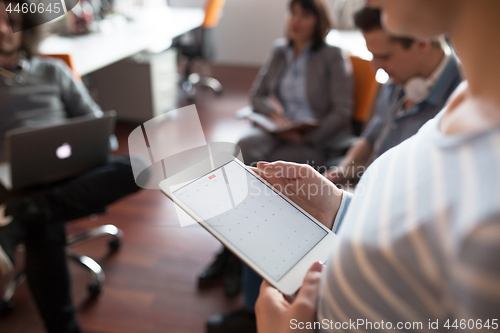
[[361, 84, 394, 146], [55, 60, 103, 118], [331, 190, 354, 233], [361, 114, 384, 146], [250, 40, 286, 116], [307, 47, 354, 146], [448, 216, 500, 322]]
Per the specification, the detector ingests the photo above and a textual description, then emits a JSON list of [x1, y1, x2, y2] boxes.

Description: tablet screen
[[173, 160, 328, 281]]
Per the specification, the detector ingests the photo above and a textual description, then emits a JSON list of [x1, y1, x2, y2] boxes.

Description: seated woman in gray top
[[238, 0, 354, 168]]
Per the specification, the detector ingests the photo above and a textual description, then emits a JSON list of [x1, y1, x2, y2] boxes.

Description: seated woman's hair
[[288, 0, 332, 51]]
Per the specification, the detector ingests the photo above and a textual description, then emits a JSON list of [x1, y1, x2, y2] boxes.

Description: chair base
[[180, 73, 223, 100], [1, 224, 123, 314]]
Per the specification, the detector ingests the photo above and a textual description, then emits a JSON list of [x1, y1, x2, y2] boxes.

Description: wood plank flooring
[[0, 65, 259, 333]]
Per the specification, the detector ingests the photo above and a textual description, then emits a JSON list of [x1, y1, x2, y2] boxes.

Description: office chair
[[1, 224, 123, 314], [350, 55, 379, 134], [0, 54, 123, 314], [176, 0, 226, 100]]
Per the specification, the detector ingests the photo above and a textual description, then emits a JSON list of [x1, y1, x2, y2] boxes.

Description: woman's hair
[[5, 0, 43, 58], [287, 0, 332, 51]]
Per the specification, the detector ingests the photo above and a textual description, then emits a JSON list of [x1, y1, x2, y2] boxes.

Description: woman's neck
[[450, 0, 500, 106], [293, 40, 309, 57], [439, 0, 500, 135]]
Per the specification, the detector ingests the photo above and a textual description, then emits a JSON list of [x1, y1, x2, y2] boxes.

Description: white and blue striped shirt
[[319, 111, 500, 332]]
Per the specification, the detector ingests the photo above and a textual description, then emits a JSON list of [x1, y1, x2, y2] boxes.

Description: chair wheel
[[88, 282, 101, 298], [108, 238, 121, 253], [0, 300, 14, 315]]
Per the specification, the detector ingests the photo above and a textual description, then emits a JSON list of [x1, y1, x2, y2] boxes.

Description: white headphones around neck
[[403, 48, 451, 105], [403, 76, 432, 104]]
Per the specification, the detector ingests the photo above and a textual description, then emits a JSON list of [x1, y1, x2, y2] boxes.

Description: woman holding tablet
[[255, 0, 500, 332]]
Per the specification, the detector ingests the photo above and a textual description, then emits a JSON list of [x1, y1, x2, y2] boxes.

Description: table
[[39, 7, 205, 76]]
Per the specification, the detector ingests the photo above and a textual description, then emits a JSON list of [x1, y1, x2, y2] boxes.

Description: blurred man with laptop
[[0, 111, 116, 190], [0, 2, 145, 332]]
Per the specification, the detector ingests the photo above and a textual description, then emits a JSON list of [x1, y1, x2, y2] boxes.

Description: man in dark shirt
[[0, 2, 144, 332]]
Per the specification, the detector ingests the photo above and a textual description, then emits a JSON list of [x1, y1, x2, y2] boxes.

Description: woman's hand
[[250, 161, 343, 230], [255, 262, 324, 333]]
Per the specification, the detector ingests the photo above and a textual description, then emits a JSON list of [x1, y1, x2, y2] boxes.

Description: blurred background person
[[325, 7, 462, 184], [240, 0, 353, 168], [0, 2, 144, 332]]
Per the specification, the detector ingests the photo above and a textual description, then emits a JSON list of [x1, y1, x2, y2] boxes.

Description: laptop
[[0, 111, 116, 190]]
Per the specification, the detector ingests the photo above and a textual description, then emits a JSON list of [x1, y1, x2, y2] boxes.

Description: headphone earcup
[[404, 77, 430, 104]]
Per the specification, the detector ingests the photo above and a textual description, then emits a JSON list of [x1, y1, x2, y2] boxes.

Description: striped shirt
[[318, 110, 500, 332]]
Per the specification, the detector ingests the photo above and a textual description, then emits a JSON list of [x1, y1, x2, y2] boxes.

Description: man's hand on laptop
[[250, 161, 343, 230]]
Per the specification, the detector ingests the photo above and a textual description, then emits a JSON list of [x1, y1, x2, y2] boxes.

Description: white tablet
[[159, 152, 337, 295]]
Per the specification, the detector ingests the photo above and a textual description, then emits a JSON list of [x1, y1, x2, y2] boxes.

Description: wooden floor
[[0, 65, 259, 333]]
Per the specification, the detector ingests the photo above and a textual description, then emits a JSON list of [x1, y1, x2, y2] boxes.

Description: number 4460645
[[5, 2, 61, 14], [444, 319, 498, 330]]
